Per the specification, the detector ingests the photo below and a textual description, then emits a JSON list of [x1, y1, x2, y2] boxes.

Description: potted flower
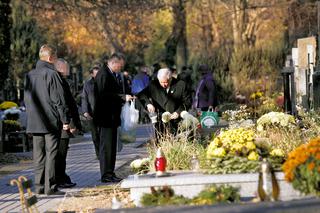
[[282, 137, 320, 196]]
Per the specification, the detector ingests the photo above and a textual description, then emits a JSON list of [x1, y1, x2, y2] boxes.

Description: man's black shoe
[[111, 175, 122, 182], [101, 175, 122, 183], [58, 182, 76, 188], [46, 189, 66, 196]]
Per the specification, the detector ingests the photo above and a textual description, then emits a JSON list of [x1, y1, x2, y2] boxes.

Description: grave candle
[[155, 147, 166, 176]]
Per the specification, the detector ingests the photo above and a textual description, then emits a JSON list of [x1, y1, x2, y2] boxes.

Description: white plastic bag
[[119, 100, 139, 143], [121, 100, 139, 131]]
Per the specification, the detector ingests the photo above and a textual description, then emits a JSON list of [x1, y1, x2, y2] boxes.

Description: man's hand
[[84, 112, 93, 120], [170, 112, 179, 120], [70, 128, 77, 134], [125, 95, 134, 102], [147, 104, 155, 113], [63, 124, 70, 131]]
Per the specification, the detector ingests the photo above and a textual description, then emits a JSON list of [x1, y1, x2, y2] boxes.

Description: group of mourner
[[24, 44, 218, 195]]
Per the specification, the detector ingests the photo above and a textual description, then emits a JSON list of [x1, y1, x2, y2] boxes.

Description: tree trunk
[[165, 0, 188, 71], [0, 0, 11, 90], [232, 0, 247, 50]]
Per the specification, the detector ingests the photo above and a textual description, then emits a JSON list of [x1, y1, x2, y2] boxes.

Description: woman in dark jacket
[[193, 64, 218, 111]]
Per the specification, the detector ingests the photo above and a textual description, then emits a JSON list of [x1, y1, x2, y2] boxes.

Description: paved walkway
[[0, 124, 154, 212]]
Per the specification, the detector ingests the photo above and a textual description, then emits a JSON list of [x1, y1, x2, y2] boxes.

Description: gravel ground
[[57, 161, 136, 212]]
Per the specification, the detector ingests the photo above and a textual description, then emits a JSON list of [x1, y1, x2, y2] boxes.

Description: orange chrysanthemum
[[282, 137, 320, 182]]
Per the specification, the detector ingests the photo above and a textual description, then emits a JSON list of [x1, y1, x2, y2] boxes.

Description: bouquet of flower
[[161, 112, 172, 123], [282, 137, 320, 196], [180, 111, 199, 130], [257, 112, 296, 131], [130, 157, 150, 174]]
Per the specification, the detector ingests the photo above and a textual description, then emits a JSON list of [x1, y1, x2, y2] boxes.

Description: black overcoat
[[60, 77, 82, 138], [138, 78, 191, 114], [81, 77, 95, 116], [24, 60, 69, 133], [93, 66, 124, 127]]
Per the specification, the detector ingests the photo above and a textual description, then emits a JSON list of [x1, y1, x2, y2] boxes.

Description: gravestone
[[294, 36, 317, 108]]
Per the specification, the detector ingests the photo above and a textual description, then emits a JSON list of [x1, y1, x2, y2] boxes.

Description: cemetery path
[[0, 124, 153, 212]]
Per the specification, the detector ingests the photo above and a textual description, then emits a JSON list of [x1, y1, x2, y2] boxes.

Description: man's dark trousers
[[55, 138, 72, 184], [33, 132, 60, 194], [88, 119, 100, 158], [99, 127, 117, 179]]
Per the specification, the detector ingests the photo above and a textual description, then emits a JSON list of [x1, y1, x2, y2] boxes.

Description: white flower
[[257, 112, 295, 131], [180, 111, 199, 130], [130, 158, 150, 169], [161, 112, 172, 123]]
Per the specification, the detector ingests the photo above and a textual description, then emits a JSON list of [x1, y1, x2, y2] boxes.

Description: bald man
[[24, 45, 69, 195]]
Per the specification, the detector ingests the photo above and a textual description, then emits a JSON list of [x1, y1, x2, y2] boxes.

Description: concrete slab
[[121, 171, 305, 206]]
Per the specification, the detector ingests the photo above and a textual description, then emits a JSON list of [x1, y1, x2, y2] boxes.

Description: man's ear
[[48, 55, 56, 63]]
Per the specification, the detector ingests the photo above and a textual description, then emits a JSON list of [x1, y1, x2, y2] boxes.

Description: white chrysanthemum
[[257, 112, 295, 131], [130, 157, 150, 169], [180, 111, 199, 130], [161, 112, 172, 123]]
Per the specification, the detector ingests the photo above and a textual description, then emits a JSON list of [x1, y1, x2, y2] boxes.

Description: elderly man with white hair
[[138, 68, 191, 137]]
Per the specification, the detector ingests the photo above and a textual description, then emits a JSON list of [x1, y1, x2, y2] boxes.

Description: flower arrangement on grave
[[222, 105, 254, 129], [222, 105, 251, 122], [255, 111, 303, 156], [140, 184, 240, 207], [282, 137, 320, 196], [205, 127, 285, 174], [0, 101, 18, 110], [256, 112, 296, 131], [207, 128, 257, 160], [2, 107, 22, 133], [130, 157, 150, 174]]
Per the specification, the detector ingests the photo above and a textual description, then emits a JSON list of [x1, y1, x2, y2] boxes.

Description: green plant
[[191, 184, 240, 205], [140, 186, 189, 207], [282, 137, 320, 196], [147, 127, 206, 171], [255, 127, 304, 156], [140, 184, 240, 207], [297, 109, 320, 141]]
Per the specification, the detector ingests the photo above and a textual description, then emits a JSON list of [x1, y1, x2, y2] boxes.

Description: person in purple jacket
[[193, 64, 218, 111]]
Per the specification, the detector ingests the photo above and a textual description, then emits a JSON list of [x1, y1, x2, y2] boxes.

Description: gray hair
[[39, 44, 57, 60], [157, 68, 172, 81]]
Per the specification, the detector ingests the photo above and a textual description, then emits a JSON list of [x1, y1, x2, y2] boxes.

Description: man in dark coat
[[138, 68, 191, 135], [81, 65, 100, 158], [94, 53, 133, 183], [55, 58, 82, 188], [24, 44, 69, 195]]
